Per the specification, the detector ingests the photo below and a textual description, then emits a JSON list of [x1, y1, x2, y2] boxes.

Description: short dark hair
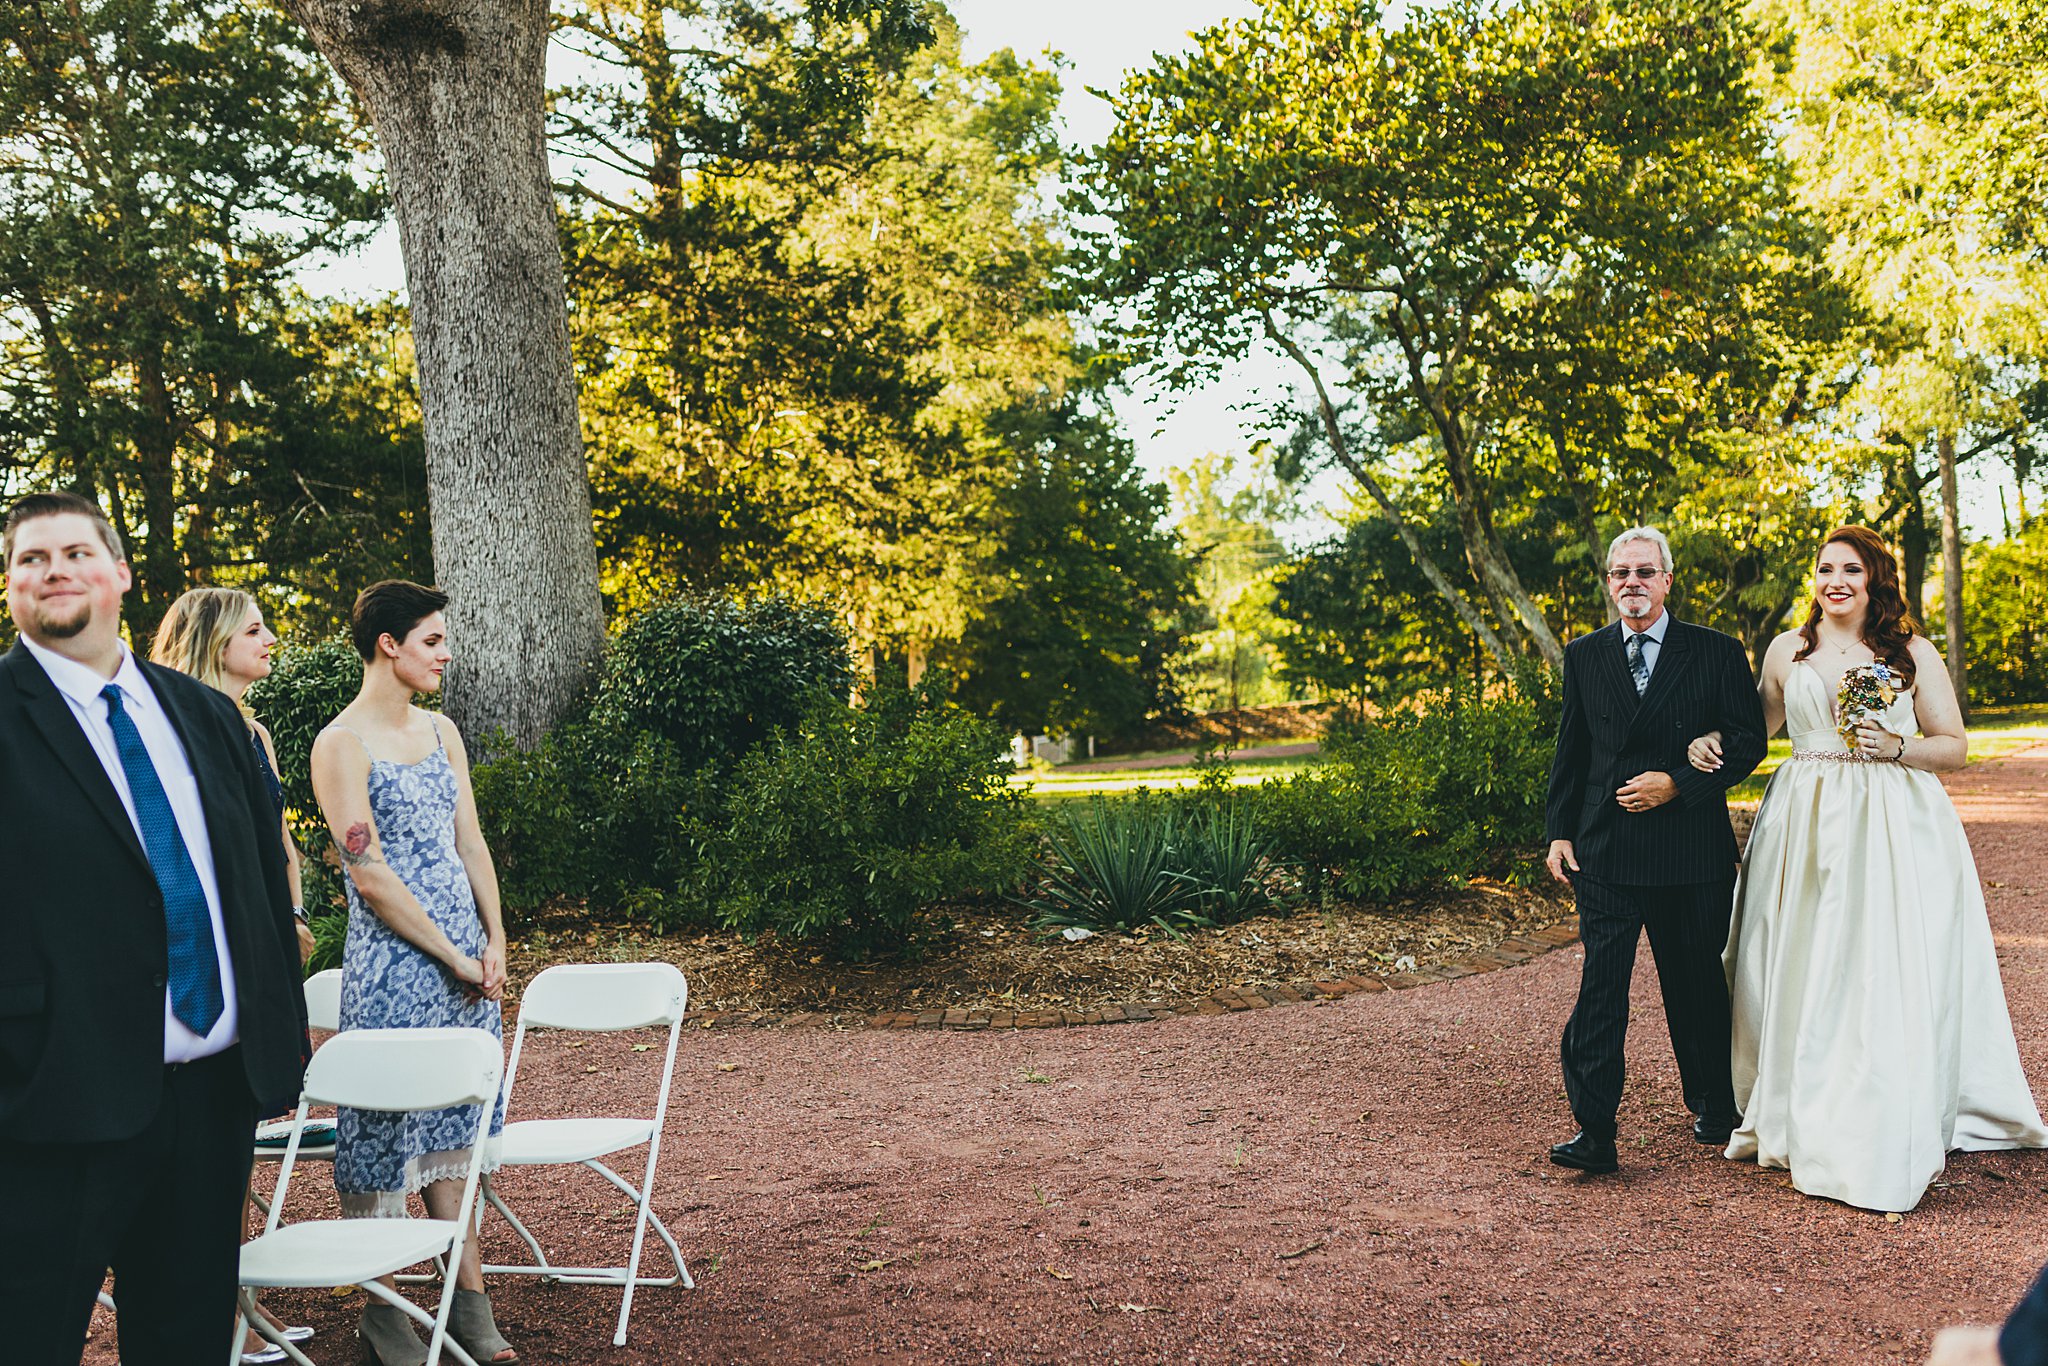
[[351, 579, 449, 661], [3, 491, 126, 565]]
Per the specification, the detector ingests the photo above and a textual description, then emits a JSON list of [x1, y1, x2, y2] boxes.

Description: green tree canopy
[[0, 0, 424, 636], [1080, 0, 1846, 672], [940, 384, 1193, 739], [555, 4, 1078, 663]]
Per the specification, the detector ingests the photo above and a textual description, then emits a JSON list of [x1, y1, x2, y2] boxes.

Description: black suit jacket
[[1542, 617, 1766, 887], [0, 643, 307, 1142], [2003, 1261, 2048, 1366]]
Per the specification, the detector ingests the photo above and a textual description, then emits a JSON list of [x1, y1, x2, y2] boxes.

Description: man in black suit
[[1928, 1263, 2048, 1365], [1543, 525, 1766, 1174], [0, 492, 307, 1365]]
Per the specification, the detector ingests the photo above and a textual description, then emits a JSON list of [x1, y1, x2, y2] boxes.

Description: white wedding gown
[[1723, 662, 2047, 1211]]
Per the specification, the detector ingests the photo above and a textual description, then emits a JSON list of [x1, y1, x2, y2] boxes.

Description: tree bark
[[1937, 430, 1970, 721], [282, 0, 606, 745], [1896, 454, 1929, 621]]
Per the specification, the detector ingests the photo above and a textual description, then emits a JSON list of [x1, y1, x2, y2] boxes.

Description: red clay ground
[[86, 742, 2048, 1365]]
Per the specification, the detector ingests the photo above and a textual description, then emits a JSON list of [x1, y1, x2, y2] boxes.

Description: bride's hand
[[1687, 732, 1724, 772], [1853, 718, 1905, 762]]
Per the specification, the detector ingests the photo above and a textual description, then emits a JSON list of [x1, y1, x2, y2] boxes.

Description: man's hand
[[1616, 771, 1678, 813], [1928, 1325, 2002, 1366], [1546, 839, 1579, 884]]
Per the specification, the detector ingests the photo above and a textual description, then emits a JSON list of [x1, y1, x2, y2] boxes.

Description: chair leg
[[588, 1160, 690, 1290], [238, 1287, 318, 1366], [483, 1176, 554, 1271]]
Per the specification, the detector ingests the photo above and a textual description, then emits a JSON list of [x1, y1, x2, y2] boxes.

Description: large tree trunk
[[1937, 430, 1970, 721], [283, 0, 605, 745]]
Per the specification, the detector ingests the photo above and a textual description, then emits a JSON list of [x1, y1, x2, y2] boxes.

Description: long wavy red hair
[[1792, 525, 1920, 687]]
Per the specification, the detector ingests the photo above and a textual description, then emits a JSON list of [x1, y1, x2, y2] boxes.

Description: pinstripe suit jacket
[[1542, 616, 1766, 887]]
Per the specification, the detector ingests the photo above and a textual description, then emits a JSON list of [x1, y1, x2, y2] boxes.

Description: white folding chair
[[232, 1026, 503, 1366], [101, 971, 350, 1331], [482, 962, 691, 1346], [250, 969, 345, 1215]]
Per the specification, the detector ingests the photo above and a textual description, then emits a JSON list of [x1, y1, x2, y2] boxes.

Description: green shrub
[[471, 711, 696, 916], [674, 678, 1032, 960], [1025, 797, 1211, 938], [1252, 670, 1560, 898], [594, 594, 855, 772], [1247, 754, 1436, 900], [306, 908, 348, 974]]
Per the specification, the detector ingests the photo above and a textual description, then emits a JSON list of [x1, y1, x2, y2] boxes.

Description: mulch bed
[[507, 879, 1577, 1022]]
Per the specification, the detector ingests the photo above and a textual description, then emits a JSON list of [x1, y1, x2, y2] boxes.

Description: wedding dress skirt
[[1723, 664, 2046, 1211]]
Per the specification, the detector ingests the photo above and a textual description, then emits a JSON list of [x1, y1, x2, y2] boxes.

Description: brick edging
[[684, 920, 1581, 1032]]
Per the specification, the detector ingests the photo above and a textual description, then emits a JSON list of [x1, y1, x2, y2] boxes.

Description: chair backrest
[[517, 963, 688, 1032], [303, 1027, 502, 1113], [303, 968, 343, 1033]]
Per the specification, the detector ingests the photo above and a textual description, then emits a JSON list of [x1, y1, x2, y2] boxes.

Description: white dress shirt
[[20, 636, 240, 1062], [1622, 609, 1671, 683]]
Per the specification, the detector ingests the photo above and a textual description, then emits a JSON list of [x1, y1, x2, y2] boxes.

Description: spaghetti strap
[[427, 713, 448, 755], [324, 723, 377, 762]]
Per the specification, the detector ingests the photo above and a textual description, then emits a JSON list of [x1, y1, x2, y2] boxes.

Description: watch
[[291, 905, 309, 924]]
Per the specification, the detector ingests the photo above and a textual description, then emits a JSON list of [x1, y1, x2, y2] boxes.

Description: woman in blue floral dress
[[309, 580, 516, 1366]]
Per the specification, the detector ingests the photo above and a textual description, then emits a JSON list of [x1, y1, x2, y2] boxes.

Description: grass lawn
[[1014, 703, 2048, 805], [1014, 746, 1318, 801]]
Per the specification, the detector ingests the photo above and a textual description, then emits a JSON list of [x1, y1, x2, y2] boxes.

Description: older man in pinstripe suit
[[1542, 526, 1767, 1175]]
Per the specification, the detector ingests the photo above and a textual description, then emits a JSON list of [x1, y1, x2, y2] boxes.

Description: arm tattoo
[[338, 821, 383, 868]]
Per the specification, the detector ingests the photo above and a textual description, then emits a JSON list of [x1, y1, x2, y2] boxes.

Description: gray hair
[[1606, 525, 1673, 573]]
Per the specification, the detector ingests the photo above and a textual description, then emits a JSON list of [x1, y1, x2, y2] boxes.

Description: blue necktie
[[1626, 633, 1650, 696], [101, 684, 224, 1036]]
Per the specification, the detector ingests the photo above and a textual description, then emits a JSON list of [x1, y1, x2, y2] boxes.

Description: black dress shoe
[[1693, 1115, 1738, 1145], [1548, 1130, 1618, 1173]]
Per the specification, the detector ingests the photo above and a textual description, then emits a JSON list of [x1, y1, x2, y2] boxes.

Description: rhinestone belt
[[1790, 748, 1884, 763]]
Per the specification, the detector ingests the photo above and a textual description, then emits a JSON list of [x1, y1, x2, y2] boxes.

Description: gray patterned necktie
[[1626, 632, 1649, 696]]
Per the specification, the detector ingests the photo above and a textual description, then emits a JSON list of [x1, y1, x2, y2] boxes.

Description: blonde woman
[[152, 588, 311, 964], [153, 587, 315, 1364]]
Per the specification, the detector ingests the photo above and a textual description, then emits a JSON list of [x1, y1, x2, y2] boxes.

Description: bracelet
[[1894, 735, 1908, 764], [291, 905, 309, 924]]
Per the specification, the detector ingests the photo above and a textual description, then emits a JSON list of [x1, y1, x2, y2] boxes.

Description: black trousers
[[1560, 874, 1737, 1138], [0, 1046, 257, 1366]]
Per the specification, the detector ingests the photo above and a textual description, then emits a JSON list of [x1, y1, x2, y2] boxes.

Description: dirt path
[[87, 743, 2048, 1365], [1056, 739, 1321, 772]]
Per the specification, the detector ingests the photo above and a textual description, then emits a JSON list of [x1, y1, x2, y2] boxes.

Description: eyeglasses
[[1604, 566, 1667, 582]]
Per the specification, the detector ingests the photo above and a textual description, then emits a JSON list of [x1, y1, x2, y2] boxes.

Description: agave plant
[[1022, 798, 1212, 939], [1172, 801, 1282, 922]]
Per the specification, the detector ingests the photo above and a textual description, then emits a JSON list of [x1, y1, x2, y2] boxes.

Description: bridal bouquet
[[1836, 662, 1899, 749]]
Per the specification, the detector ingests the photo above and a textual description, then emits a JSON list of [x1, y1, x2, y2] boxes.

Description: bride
[[1687, 525, 2045, 1212]]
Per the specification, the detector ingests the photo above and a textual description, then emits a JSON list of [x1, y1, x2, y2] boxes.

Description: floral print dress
[[329, 720, 504, 1217]]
